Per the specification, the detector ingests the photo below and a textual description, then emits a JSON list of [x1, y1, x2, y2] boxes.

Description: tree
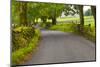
[[84, 9, 92, 16], [91, 6, 96, 25], [31, 3, 64, 25], [27, 2, 41, 25], [48, 4, 64, 25], [24, 3, 64, 25], [20, 2, 28, 26], [64, 5, 84, 32], [12, 0, 21, 25], [39, 3, 50, 23], [12, 0, 28, 26], [63, 5, 78, 16], [79, 5, 84, 26], [63, 5, 84, 26]]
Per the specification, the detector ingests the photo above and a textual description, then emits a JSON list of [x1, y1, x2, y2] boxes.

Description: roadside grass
[[57, 17, 79, 22], [49, 16, 95, 32], [49, 23, 95, 42], [49, 16, 95, 42], [49, 23, 76, 33], [84, 25, 96, 42], [12, 29, 41, 65]]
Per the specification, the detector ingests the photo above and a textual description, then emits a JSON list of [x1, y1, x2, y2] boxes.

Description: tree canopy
[[12, 1, 95, 27]]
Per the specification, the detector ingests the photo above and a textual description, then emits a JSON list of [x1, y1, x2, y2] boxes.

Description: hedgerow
[[12, 27, 41, 64]]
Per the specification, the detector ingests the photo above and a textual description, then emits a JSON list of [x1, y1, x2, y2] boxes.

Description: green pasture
[[57, 16, 94, 25]]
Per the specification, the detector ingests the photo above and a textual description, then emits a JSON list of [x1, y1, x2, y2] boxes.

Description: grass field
[[57, 16, 95, 25]]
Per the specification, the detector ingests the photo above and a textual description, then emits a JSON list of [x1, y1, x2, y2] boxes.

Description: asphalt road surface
[[25, 30, 95, 65]]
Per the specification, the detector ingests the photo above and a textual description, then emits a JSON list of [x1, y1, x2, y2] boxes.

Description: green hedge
[[12, 27, 35, 51], [12, 27, 41, 64]]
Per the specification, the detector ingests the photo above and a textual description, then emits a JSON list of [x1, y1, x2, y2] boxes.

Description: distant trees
[[27, 2, 41, 25], [84, 9, 92, 16], [27, 3, 64, 25], [48, 4, 64, 25], [36, 3, 65, 25]]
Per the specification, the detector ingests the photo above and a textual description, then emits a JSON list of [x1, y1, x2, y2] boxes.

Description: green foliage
[[12, 27, 35, 51], [12, 2, 65, 24], [12, 29, 41, 64], [12, 0, 28, 25], [12, 0, 20, 24], [63, 5, 79, 16], [27, 2, 41, 23]]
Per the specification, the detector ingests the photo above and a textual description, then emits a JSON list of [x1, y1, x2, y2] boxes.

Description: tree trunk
[[41, 16, 47, 23], [79, 5, 84, 26], [79, 5, 84, 33], [20, 2, 27, 26], [52, 17, 56, 25], [16, 2, 21, 26], [91, 6, 96, 26], [33, 18, 36, 25]]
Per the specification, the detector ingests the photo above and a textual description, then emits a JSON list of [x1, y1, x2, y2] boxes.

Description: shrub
[[12, 28, 41, 64], [12, 27, 35, 51]]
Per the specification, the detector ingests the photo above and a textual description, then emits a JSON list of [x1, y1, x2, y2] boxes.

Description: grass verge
[[12, 29, 41, 65], [49, 23, 95, 42], [49, 23, 76, 33]]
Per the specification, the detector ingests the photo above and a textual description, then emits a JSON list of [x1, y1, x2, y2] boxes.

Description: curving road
[[25, 30, 96, 65]]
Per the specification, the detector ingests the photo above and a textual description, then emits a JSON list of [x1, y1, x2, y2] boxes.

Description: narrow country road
[[25, 30, 95, 65]]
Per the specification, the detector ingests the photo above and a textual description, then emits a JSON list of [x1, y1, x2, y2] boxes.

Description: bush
[[12, 28, 41, 64], [12, 27, 35, 51]]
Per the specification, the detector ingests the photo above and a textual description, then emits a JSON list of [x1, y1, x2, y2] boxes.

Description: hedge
[[12, 27, 41, 64]]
